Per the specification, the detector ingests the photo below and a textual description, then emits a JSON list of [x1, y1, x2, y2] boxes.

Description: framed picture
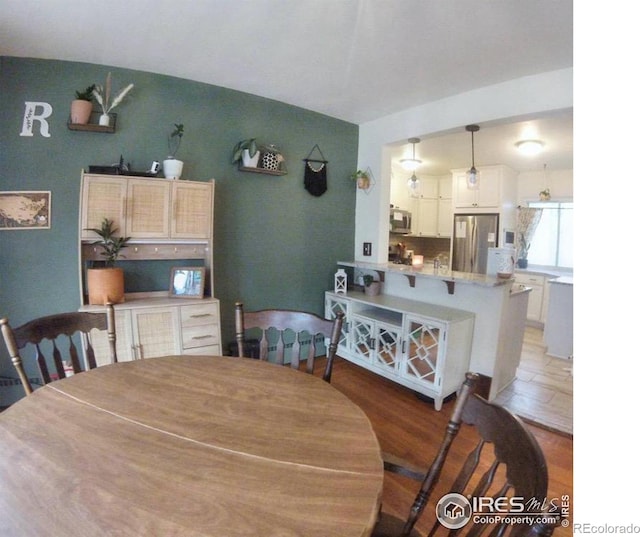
[[0, 191, 51, 230], [169, 267, 205, 299]]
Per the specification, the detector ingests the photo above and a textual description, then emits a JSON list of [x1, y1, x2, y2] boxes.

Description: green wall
[[0, 57, 357, 379]]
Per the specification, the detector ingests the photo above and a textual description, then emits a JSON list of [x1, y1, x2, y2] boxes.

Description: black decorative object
[[303, 144, 328, 197]]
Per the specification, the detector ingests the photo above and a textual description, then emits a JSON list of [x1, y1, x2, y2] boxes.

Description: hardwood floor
[[319, 356, 573, 537]]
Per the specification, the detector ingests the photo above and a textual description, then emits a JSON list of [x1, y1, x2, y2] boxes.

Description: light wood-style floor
[[320, 352, 573, 537], [494, 326, 573, 436]]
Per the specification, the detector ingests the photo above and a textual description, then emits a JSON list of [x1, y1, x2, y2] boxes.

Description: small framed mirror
[[169, 267, 205, 299]]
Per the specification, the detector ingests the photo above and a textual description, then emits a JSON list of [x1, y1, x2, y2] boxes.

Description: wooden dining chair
[[0, 303, 117, 395], [234, 302, 344, 382], [374, 372, 558, 537]]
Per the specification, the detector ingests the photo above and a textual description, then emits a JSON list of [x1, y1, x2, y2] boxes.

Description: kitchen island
[[333, 261, 529, 401]]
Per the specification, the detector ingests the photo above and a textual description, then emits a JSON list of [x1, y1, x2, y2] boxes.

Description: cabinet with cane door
[[325, 291, 474, 410], [78, 171, 221, 365]]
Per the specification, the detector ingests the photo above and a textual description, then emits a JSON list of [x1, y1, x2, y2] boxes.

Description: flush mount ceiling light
[[466, 125, 480, 189], [516, 139, 544, 156], [400, 137, 422, 171]]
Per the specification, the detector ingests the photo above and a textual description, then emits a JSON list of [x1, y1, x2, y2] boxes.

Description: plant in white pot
[[363, 274, 381, 296], [232, 138, 260, 168], [92, 72, 134, 127], [70, 84, 95, 125], [85, 218, 131, 305], [163, 123, 185, 179]]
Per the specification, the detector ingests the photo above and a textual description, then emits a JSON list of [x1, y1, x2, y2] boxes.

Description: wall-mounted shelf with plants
[[232, 139, 287, 175], [68, 112, 117, 133]]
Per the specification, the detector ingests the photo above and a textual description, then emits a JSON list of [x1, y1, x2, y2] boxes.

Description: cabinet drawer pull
[[190, 313, 213, 319], [192, 335, 213, 340]]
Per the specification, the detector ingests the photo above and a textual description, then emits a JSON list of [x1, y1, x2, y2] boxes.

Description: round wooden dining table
[[0, 355, 383, 536]]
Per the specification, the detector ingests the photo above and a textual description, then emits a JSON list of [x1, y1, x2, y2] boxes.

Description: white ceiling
[[1, 0, 573, 172]]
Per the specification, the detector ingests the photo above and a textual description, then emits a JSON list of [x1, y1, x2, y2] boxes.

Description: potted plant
[[232, 138, 260, 168], [92, 72, 134, 127], [85, 218, 131, 305], [70, 84, 95, 125], [163, 123, 185, 179], [362, 274, 381, 296], [351, 170, 371, 190], [517, 233, 530, 269]]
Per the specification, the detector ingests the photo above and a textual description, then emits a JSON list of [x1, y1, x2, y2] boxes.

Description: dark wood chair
[[234, 302, 344, 382], [0, 303, 117, 396], [374, 372, 558, 537]]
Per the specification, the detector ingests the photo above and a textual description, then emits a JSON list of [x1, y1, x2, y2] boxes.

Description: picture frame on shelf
[[169, 267, 205, 299]]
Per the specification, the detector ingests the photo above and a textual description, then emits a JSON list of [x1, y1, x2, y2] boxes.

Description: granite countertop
[[339, 261, 513, 288]]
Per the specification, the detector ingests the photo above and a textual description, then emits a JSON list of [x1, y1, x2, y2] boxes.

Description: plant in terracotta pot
[[92, 72, 134, 127], [350, 170, 371, 190], [163, 123, 185, 179], [85, 218, 131, 305], [70, 84, 95, 125], [232, 138, 260, 168]]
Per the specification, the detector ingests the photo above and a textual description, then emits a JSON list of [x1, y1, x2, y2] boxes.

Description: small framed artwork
[[0, 191, 51, 230], [169, 267, 205, 299]]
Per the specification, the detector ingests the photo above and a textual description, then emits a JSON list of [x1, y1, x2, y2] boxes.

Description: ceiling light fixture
[[465, 125, 480, 189], [407, 172, 420, 195], [516, 139, 544, 156], [400, 137, 422, 171]]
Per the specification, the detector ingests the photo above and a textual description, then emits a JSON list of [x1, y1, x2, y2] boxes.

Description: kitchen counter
[[339, 260, 513, 293], [335, 260, 528, 401]]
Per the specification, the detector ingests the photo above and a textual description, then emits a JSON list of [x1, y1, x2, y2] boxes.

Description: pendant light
[[402, 137, 421, 196], [465, 124, 480, 189], [401, 137, 421, 171]]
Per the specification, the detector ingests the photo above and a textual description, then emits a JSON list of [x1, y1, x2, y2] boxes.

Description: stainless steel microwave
[[390, 209, 412, 234]]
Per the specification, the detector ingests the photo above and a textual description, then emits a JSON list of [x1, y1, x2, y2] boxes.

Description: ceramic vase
[[99, 113, 110, 126], [241, 149, 260, 168]]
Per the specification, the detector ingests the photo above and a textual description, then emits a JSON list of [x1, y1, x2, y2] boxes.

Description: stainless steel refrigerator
[[452, 214, 499, 274]]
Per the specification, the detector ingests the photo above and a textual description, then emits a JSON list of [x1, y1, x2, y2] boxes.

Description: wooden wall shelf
[[68, 112, 117, 133], [239, 166, 286, 176]]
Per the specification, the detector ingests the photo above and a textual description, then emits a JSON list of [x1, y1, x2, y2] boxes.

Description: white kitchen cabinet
[[514, 272, 547, 324], [325, 291, 474, 410], [410, 175, 452, 238], [452, 165, 517, 211], [85, 299, 221, 366]]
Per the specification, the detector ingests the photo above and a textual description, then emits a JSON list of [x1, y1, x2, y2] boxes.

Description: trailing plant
[[85, 218, 131, 267], [168, 123, 184, 158], [93, 72, 134, 116], [75, 84, 96, 101], [350, 169, 370, 181], [363, 274, 375, 287], [231, 138, 258, 164]]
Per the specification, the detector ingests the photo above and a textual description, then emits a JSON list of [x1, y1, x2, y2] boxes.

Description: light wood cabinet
[[80, 174, 212, 240], [325, 291, 474, 410], [86, 299, 221, 366], [78, 171, 220, 364]]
